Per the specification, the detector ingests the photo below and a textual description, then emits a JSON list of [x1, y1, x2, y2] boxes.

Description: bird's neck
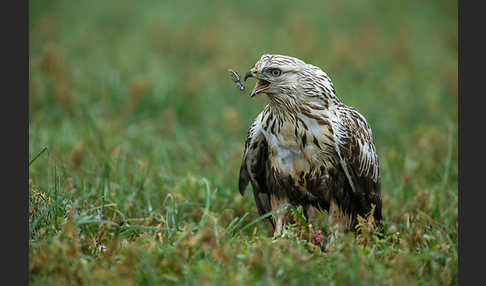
[[266, 93, 301, 115], [266, 90, 340, 117]]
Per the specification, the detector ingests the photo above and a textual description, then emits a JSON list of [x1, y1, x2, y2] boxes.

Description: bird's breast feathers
[[260, 109, 337, 179]]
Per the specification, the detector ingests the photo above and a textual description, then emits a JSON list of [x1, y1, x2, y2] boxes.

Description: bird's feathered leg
[[303, 204, 313, 222], [270, 194, 289, 236], [327, 198, 355, 238]]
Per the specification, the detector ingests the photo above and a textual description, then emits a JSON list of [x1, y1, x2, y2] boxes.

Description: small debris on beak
[[228, 69, 246, 91]]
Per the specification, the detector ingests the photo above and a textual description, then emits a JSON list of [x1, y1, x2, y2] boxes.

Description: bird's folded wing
[[334, 107, 379, 182], [238, 112, 273, 217], [331, 107, 382, 216]]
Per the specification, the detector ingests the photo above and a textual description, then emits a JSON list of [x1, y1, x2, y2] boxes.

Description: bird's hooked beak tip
[[244, 68, 257, 82], [244, 71, 252, 82]]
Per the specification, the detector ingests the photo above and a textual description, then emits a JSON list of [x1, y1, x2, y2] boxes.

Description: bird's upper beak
[[244, 68, 255, 82], [244, 67, 271, 97]]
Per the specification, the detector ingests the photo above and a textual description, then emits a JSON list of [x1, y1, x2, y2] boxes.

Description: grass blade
[[230, 203, 290, 243], [29, 147, 49, 167]]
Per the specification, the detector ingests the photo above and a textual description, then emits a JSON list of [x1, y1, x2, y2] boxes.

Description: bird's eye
[[271, 69, 281, 77]]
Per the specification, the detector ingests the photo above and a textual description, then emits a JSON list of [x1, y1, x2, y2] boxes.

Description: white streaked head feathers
[[250, 54, 338, 105]]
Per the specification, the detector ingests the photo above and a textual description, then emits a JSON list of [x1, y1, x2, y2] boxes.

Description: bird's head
[[244, 54, 305, 98], [244, 54, 337, 109]]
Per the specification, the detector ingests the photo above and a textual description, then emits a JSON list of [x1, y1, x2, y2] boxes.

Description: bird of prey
[[238, 54, 382, 237]]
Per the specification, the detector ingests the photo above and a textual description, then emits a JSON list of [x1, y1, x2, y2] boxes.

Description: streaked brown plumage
[[239, 54, 382, 237]]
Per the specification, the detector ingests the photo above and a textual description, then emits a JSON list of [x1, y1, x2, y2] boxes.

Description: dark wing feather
[[238, 113, 273, 222], [334, 106, 382, 222]]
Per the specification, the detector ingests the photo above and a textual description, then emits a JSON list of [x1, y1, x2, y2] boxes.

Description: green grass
[[29, 0, 458, 285]]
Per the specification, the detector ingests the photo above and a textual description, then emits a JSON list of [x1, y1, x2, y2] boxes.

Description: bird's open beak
[[244, 67, 271, 97]]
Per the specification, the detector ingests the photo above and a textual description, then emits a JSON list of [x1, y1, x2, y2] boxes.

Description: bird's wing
[[238, 112, 273, 218], [330, 105, 382, 219]]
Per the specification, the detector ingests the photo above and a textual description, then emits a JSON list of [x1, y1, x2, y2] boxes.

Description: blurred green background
[[29, 0, 457, 284]]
